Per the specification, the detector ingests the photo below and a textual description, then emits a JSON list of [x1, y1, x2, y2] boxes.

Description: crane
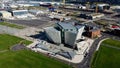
[[95, 3, 98, 13], [63, 0, 65, 4]]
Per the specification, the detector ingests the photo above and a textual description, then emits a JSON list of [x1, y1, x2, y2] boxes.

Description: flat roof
[[89, 27, 100, 32], [76, 25, 85, 29], [57, 22, 76, 30], [12, 10, 28, 12], [90, 13, 104, 16], [97, 4, 109, 6], [44, 27, 58, 31], [57, 22, 77, 33], [0, 11, 11, 13]]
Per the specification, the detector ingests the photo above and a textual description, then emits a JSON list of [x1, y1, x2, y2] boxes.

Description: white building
[[9, 4, 18, 9], [111, 6, 120, 12], [29, 1, 61, 6], [90, 13, 104, 19], [78, 5, 86, 9], [28, 10, 46, 16], [12, 10, 35, 19], [91, 3, 110, 10], [17, 4, 34, 7], [0, 3, 11, 10], [48, 12, 71, 21], [0, 11, 12, 18]]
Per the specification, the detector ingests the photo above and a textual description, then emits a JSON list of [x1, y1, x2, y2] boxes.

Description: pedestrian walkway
[[27, 38, 94, 64], [96, 38, 109, 51]]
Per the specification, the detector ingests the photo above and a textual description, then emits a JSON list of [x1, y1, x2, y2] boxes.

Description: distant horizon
[[28, 0, 120, 4]]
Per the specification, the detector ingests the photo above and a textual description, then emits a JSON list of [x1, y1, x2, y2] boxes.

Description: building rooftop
[[90, 13, 104, 16], [97, 4, 109, 6], [0, 10, 10, 13], [76, 25, 84, 29], [57, 22, 77, 33], [44, 27, 59, 31], [89, 26, 100, 32], [12, 9, 28, 12]]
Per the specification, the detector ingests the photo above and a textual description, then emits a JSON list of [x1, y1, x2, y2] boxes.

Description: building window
[[70, 29, 73, 31], [65, 29, 68, 31]]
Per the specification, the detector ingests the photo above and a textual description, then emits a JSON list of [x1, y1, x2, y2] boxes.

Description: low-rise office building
[[65, 4, 86, 10], [12, 10, 28, 16], [90, 13, 104, 19], [28, 10, 46, 16], [0, 3, 11, 10], [78, 13, 104, 20], [91, 3, 110, 11], [89, 28, 101, 38], [84, 25, 101, 38], [111, 6, 120, 12], [49, 12, 71, 21], [11, 10, 35, 19]]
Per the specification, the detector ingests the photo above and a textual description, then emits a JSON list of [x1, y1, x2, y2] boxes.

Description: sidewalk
[[27, 39, 94, 64]]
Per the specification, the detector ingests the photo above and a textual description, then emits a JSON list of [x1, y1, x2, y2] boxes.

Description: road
[[71, 32, 120, 68], [61, 8, 114, 14]]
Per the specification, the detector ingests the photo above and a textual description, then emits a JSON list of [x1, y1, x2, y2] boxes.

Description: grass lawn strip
[[0, 22, 25, 29], [0, 34, 32, 51], [0, 50, 71, 68], [0, 34, 71, 68], [102, 39, 120, 48], [91, 39, 120, 68]]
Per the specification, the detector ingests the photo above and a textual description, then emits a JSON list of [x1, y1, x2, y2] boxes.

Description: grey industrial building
[[44, 22, 85, 46], [44, 27, 62, 44]]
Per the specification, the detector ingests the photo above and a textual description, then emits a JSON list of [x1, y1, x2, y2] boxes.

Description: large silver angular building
[[44, 27, 61, 44], [44, 22, 85, 46]]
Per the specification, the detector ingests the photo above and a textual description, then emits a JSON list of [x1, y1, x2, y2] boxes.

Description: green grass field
[[91, 39, 120, 68], [102, 39, 120, 48], [0, 34, 31, 51], [0, 34, 71, 68], [0, 22, 25, 29]]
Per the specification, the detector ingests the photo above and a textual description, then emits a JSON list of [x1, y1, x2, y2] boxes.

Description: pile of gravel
[[11, 44, 26, 51]]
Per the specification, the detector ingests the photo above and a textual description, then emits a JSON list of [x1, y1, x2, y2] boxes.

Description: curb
[[96, 38, 109, 51]]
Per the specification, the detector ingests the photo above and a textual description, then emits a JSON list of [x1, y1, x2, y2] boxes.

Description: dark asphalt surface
[[71, 33, 120, 68], [7, 17, 56, 28]]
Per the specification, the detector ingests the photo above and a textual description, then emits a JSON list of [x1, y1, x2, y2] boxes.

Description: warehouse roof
[[0, 11, 11, 14]]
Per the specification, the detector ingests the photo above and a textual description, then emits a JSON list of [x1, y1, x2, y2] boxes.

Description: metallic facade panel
[[64, 31, 76, 46], [44, 27, 61, 44]]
